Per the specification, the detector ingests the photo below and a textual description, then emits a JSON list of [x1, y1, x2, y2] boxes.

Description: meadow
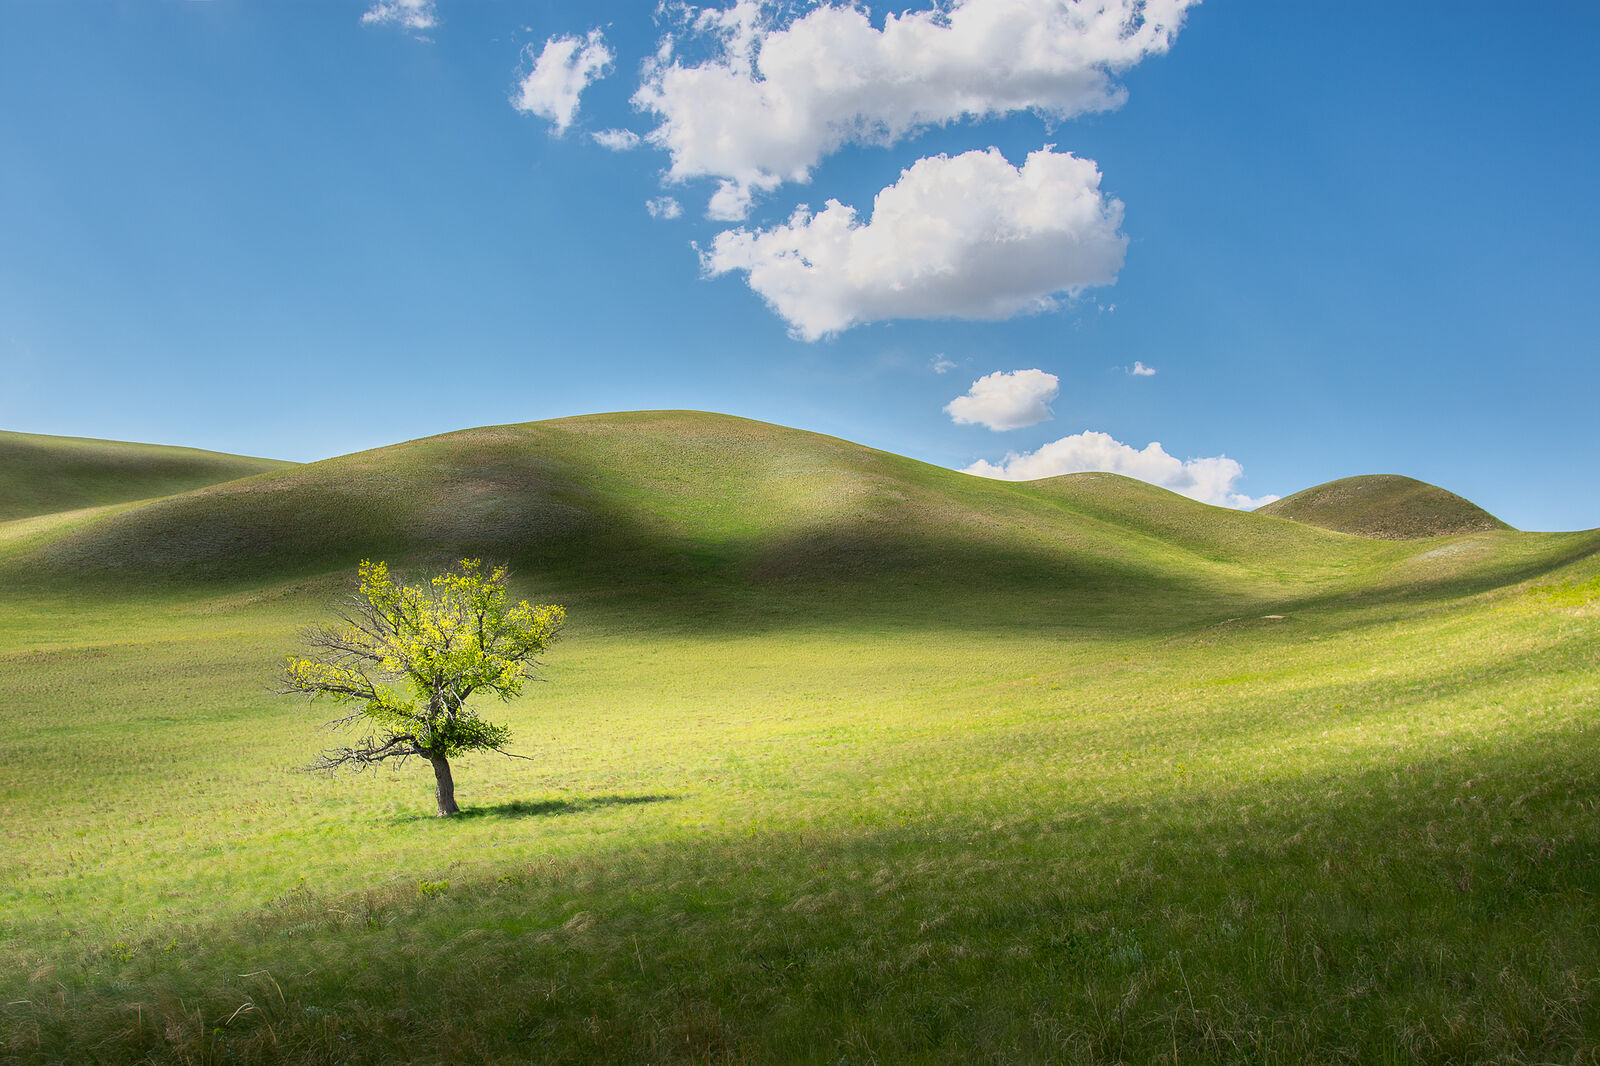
[[1, 414, 1597, 1064]]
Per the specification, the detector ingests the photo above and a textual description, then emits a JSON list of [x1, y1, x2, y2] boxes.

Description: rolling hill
[[2, 412, 1590, 629], [1257, 473, 1512, 539], [4, 412, 1600, 1064], [0, 429, 292, 522]]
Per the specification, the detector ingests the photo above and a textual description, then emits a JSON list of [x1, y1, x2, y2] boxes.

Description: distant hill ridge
[[0, 430, 292, 522], [1257, 474, 1512, 540], [7, 411, 1325, 589], [3, 412, 1592, 629]]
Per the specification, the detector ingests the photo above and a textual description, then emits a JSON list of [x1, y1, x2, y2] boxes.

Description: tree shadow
[[394, 793, 682, 823]]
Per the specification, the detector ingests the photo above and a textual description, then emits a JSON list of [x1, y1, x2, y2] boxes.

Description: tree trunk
[[430, 752, 460, 817]]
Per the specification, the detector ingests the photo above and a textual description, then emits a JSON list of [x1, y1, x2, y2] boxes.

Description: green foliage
[[282, 558, 564, 764]]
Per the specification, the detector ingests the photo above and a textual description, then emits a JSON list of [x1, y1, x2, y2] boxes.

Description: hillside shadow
[[392, 793, 681, 824], [12, 427, 1598, 642]]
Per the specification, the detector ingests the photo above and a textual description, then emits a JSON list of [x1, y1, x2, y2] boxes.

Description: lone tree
[[281, 558, 564, 816]]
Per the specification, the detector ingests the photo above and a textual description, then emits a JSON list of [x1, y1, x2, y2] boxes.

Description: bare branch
[[303, 733, 422, 775]]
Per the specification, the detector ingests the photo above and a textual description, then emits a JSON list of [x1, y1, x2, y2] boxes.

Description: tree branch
[[303, 733, 423, 775]]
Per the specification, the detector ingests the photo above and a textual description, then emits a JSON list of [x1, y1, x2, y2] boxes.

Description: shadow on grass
[[394, 793, 682, 824], [25, 733, 1600, 1066]]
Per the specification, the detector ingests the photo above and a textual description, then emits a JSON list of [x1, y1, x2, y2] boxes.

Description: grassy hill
[[0, 429, 291, 522], [1257, 473, 1512, 539], [2, 412, 1598, 1065], [1, 413, 1585, 627]]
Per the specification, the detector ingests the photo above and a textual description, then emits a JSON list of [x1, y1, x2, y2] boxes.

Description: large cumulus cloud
[[637, 0, 1197, 217], [702, 147, 1126, 339]]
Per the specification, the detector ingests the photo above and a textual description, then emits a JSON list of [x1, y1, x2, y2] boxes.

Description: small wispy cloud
[[931, 355, 956, 375], [513, 29, 614, 135], [646, 196, 684, 220], [592, 129, 641, 151], [361, 0, 437, 36], [1128, 361, 1157, 376], [965, 430, 1278, 509], [945, 369, 1060, 432]]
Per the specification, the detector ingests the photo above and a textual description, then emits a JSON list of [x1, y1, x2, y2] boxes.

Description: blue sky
[[2, 1, 1596, 529]]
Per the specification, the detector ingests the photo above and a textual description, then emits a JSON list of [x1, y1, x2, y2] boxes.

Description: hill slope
[[0, 430, 292, 522], [1, 413, 1591, 632], [4, 412, 1600, 1065], [1257, 474, 1512, 539]]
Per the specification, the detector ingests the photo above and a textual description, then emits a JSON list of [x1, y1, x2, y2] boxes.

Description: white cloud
[[646, 196, 684, 219], [636, 0, 1196, 217], [931, 355, 957, 375], [966, 430, 1280, 509], [701, 147, 1126, 340], [592, 128, 642, 151], [945, 369, 1059, 431], [706, 176, 779, 221], [513, 30, 614, 135], [1128, 360, 1156, 376], [362, 0, 436, 35]]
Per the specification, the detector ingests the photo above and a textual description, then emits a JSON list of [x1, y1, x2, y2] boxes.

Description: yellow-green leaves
[[288, 559, 563, 760]]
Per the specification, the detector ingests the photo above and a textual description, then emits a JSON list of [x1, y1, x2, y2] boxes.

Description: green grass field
[[2, 413, 1597, 1064]]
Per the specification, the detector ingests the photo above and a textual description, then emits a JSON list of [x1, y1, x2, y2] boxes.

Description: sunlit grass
[[3, 550, 1598, 1063], [2, 413, 1598, 1062]]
